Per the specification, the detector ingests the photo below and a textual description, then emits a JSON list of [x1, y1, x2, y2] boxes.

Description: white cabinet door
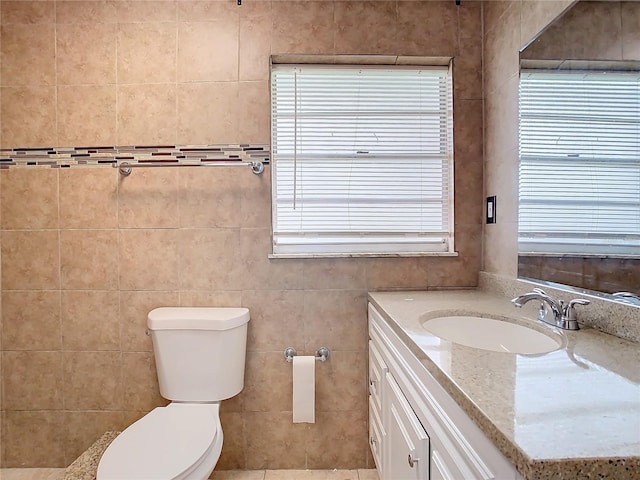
[[369, 339, 389, 475], [369, 396, 385, 471], [369, 340, 387, 415], [385, 372, 429, 480]]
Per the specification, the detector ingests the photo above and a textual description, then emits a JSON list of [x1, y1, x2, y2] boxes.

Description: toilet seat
[[97, 403, 222, 480]]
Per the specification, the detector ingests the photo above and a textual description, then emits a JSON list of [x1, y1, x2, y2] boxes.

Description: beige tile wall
[[522, 1, 640, 61], [0, 0, 483, 469]]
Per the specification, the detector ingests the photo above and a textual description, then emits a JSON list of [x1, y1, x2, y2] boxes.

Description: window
[[518, 70, 640, 256], [270, 64, 454, 257]]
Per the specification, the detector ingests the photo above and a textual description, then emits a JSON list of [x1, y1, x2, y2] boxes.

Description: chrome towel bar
[[115, 160, 265, 176]]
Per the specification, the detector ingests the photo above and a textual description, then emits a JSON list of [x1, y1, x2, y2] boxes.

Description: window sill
[[268, 252, 459, 259]]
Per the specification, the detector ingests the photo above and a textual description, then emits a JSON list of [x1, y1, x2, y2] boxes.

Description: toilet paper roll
[[292, 355, 315, 423]]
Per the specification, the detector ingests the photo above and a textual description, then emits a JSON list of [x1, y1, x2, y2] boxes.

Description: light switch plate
[[486, 196, 496, 224]]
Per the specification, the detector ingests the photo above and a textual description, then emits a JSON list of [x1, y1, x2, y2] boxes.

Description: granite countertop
[[368, 290, 640, 480], [64, 431, 120, 480]]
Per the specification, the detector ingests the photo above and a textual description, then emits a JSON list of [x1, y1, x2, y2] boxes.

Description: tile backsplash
[[479, 271, 640, 344]]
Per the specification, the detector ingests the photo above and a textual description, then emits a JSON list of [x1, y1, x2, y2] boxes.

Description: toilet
[[97, 307, 250, 480]]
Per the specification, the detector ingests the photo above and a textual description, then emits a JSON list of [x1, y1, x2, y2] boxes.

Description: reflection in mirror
[[517, 1, 640, 305]]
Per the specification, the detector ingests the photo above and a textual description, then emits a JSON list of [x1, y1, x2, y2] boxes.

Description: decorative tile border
[[0, 144, 270, 169]]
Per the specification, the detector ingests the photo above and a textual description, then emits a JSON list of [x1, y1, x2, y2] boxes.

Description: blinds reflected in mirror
[[518, 70, 640, 256]]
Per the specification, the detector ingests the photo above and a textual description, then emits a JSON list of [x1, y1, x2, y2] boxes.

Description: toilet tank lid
[[147, 307, 250, 330]]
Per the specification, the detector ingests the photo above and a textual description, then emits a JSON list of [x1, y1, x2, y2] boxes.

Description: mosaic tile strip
[[0, 144, 270, 169]]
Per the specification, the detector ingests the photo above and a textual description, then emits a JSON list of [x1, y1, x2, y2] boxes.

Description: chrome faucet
[[612, 292, 640, 306], [511, 288, 590, 330]]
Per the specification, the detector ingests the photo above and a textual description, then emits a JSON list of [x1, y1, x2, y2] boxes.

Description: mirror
[[518, 0, 640, 307]]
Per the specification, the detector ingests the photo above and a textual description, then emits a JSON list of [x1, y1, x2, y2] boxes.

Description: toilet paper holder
[[284, 346, 330, 363]]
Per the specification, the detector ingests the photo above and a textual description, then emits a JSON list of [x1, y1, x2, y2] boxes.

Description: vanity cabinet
[[368, 303, 520, 480]]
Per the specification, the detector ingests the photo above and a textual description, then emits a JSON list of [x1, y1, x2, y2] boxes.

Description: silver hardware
[[370, 437, 376, 446], [119, 162, 132, 176], [284, 346, 297, 362], [512, 288, 590, 330], [612, 291, 640, 306], [115, 160, 265, 176], [145, 328, 151, 336], [250, 161, 265, 174], [408, 453, 419, 468], [284, 346, 331, 362], [316, 347, 330, 362], [565, 299, 590, 321], [613, 291, 640, 300]]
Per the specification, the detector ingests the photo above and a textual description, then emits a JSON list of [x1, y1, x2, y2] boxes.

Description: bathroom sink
[[421, 316, 562, 354]]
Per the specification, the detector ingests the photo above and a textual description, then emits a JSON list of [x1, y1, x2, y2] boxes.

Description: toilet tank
[[147, 307, 250, 402]]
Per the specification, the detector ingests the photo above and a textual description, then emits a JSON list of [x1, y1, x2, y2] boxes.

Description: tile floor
[[0, 469, 380, 480], [0, 470, 66, 480]]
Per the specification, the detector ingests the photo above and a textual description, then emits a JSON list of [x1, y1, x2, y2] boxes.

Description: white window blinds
[[270, 64, 454, 256], [518, 70, 640, 255]]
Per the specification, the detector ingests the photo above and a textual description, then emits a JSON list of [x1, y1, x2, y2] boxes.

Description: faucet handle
[[564, 298, 590, 321], [569, 298, 590, 307]]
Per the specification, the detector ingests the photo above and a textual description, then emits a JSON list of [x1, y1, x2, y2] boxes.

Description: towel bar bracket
[[284, 346, 331, 363]]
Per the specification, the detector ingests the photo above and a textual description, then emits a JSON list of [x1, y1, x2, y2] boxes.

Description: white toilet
[[97, 307, 250, 480]]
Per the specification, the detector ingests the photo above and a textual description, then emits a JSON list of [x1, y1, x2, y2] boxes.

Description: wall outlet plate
[[486, 196, 497, 224]]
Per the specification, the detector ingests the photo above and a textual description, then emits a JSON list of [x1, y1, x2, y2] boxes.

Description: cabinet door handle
[[408, 453, 419, 468]]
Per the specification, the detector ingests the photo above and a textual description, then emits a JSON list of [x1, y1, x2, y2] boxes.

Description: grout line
[[174, 1, 179, 145], [55, 156, 65, 466], [114, 4, 119, 147], [0, 469, 377, 479], [53, 1, 59, 148], [237, 0, 241, 84]]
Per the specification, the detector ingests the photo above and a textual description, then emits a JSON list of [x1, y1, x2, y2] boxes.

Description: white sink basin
[[421, 316, 562, 354]]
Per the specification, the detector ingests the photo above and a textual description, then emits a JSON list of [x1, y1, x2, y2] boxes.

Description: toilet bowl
[[97, 307, 250, 480], [97, 403, 222, 480]]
